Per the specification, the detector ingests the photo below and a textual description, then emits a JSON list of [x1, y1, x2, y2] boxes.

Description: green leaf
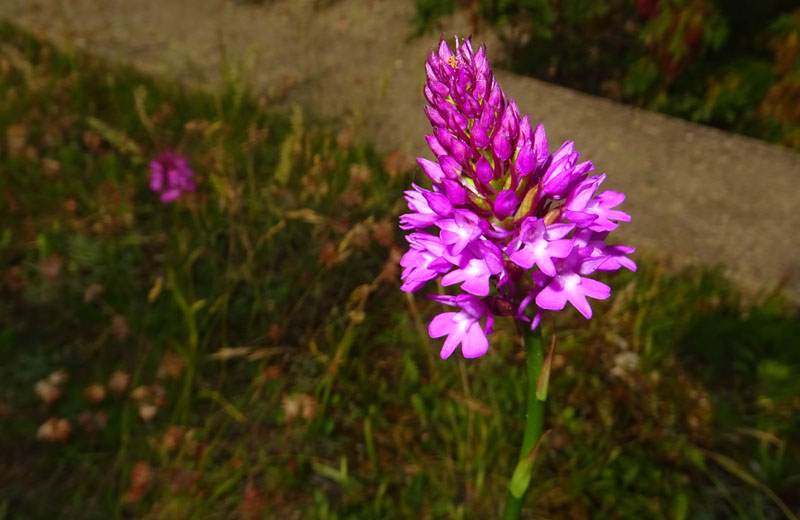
[[509, 450, 535, 499], [509, 430, 549, 499], [536, 334, 556, 401]]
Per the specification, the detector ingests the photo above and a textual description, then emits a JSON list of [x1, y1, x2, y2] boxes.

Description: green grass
[[0, 21, 799, 519]]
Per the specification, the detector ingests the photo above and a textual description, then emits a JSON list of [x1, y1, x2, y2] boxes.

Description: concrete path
[[3, 0, 799, 300]]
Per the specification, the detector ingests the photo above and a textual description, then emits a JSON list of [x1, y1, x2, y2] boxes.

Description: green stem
[[501, 327, 545, 520], [168, 268, 199, 424]]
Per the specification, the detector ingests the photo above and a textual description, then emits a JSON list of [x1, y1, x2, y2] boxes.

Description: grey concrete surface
[[2, 0, 799, 300]]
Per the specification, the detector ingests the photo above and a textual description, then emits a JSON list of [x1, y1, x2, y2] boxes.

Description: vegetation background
[[1, 4, 799, 518], [413, 0, 800, 150]]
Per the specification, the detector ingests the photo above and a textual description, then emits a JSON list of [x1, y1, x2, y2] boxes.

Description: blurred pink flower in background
[[149, 151, 195, 203]]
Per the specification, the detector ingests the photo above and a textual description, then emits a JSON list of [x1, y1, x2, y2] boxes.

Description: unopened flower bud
[[486, 295, 516, 316], [471, 123, 490, 149], [442, 180, 467, 205], [492, 128, 512, 162], [475, 156, 494, 184], [515, 143, 535, 177], [494, 190, 519, 220]]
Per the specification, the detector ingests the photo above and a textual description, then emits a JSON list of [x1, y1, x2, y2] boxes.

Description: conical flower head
[[401, 36, 636, 359]]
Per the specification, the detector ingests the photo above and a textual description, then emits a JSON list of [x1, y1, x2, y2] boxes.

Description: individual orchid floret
[[400, 233, 457, 292], [535, 250, 611, 319], [441, 241, 504, 296], [573, 230, 638, 272], [400, 184, 453, 230], [149, 150, 195, 203], [428, 294, 494, 359], [564, 174, 632, 231], [541, 146, 595, 200], [506, 218, 574, 276], [582, 191, 632, 232], [436, 209, 489, 255]]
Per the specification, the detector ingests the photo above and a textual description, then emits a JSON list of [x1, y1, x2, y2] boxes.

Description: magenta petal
[[150, 172, 164, 191], [567, 176, 601, 212], [518, 115, 532, 144], [440, 333, 461, 359], [426, 134, 448, 156], [460, 95, 481, 118], [566, 290, 593, 319], [448, 111, 470, 134], [439, 229, 469, 255], [487, 85, 504, 110], [439, 155, 463, 179], [440, 268, 465, 287], [442, 180, 468, 205], [459, 38, 474, 59], [578, 254, 610, 275], [484, 313, 495, 335], [424, 105, 447, 128], [450, 138, 472, 165], [437, 38, 454, 60], [597, 190, 625, 208], [500, 104, 519, 139], [603, 255, 637, 272], [423, 85, 436, 105], [546, 239, 574, 259], [509, 248, 535, 269], [474, 45, 488, 72], [532, 124, 548, 163], [160, 189, 181, 203], [535, 280, 568, 311], [534, 252, 556, 277], [529, 309, 542, 330], [417, 158, 446, 183], [604, 209, 632, 223], [572, 160, 594, 177], [441, 259, 491, 296], [434, 127, 453, 149], [423, 191, 454, 216], [456, 294, 487, 318], [565, 210, 598, 228], [428, 294, 459, 307], [479, 103, 495, 130], [461, 322, 489, 358], [429, 79, 449, 98], [544, 223, 574, 240], [580, 278, 611, 300], [429, 312, 457, 338], [165, 170, 181, 185], [460, 273, 490, 296]]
